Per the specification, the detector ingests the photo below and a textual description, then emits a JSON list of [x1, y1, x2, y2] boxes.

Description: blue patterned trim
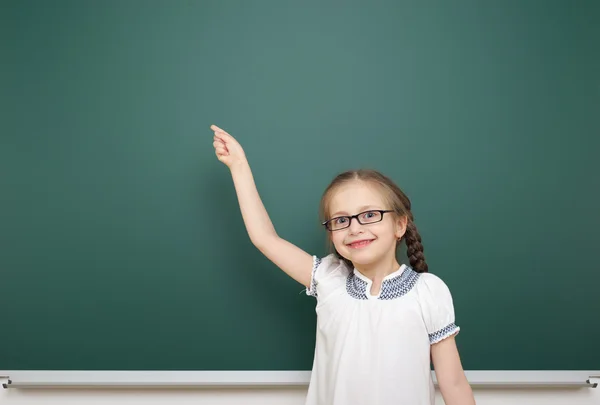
[[379, 268, 420, 300], [429, 323, 460, 344], [306, 256, 321, 297], [345, 266, 420, 300], [346, 272, 369, 300]]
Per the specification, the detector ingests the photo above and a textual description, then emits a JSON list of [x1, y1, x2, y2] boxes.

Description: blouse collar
[[347, 264, 420, 300]]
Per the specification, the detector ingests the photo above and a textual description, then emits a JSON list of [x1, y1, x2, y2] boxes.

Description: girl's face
[[327, 181, 407, 267]]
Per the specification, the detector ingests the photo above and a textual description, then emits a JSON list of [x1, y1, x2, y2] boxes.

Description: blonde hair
[[319, 169, 428, 272]]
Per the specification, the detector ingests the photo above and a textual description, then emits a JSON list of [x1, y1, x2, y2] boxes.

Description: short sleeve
[[416, 273, 460, 344], [306, 253, 349, 300]]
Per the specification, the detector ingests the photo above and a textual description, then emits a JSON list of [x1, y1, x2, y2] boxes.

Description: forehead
[[329, 181, 387, 215]]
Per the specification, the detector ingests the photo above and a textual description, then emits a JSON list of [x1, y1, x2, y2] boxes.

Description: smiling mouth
[[347, 239, 375, 249]]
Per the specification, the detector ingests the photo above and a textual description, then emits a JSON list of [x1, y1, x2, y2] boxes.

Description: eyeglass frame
[[322, 209, 395, 231]]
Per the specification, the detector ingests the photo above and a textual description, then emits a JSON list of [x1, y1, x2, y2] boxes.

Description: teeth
[[351, 240, 371, 247]]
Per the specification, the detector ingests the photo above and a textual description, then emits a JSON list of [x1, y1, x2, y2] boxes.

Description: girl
[[211, 124, 475, 405]]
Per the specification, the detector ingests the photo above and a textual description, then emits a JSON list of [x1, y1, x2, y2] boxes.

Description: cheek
[[330, 233, 347, 250], [374, 223, 398, 243]]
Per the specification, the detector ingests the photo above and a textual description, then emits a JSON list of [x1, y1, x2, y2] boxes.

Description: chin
[[345, 250, 380, 266]]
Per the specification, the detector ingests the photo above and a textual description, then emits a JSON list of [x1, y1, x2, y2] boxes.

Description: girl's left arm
[[431, 335, 476, 405]]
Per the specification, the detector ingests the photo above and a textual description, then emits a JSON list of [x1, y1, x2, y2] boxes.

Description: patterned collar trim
[[346, 265, 420, 300]]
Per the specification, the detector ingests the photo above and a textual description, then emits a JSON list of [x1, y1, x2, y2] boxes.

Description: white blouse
[[305, 254, 460, 405]]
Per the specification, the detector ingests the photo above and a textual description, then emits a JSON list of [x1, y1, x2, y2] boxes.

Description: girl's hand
[[211, 124, 248, 169]]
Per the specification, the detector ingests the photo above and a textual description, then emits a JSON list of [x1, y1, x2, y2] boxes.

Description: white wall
[[1, 383, 599, 405]]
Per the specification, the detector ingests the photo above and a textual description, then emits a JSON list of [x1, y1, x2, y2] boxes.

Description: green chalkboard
[[1, 0, 599, 371]]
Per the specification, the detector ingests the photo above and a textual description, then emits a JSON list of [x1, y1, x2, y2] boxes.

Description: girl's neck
[[354, 255, 402, 284]]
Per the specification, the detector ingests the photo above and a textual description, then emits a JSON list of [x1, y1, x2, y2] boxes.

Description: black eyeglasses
[[322, 210, 394, 231]]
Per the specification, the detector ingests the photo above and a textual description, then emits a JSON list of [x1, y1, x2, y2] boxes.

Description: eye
[[334, 217, 348, 224], [359, 210, 382, 223], [361, 211, 377, 219]]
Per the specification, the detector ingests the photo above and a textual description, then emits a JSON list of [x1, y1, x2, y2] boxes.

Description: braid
[[404, 219, 428, 273]]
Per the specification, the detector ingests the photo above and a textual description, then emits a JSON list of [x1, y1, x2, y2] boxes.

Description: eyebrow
[[330, 205, 381, 218]]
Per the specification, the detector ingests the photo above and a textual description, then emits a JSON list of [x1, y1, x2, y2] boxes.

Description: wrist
[[229, 159, 250, 175]]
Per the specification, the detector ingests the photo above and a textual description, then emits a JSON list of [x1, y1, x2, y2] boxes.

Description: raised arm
[[211, 125, 313, 287]]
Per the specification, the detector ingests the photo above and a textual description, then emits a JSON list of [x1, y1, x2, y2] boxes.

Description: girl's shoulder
[[306, 253, 351, 298], [414, 271, 452, 294], [314, 253, 350, 273], [412, 271, 456, 309]]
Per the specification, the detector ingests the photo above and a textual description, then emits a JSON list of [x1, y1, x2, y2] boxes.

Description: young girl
[[211, 124, 476, 405]]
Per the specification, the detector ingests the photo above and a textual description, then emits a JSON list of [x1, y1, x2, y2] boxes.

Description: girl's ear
[[395, 215, 408, 240]]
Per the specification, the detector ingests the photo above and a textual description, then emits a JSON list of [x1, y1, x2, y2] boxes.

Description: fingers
[[215, 150, 226, 161], [213, 136, 229, 150], [210, 125, 227, 137], [213, 140, 229, 156], [210, 124, 234, 142]]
